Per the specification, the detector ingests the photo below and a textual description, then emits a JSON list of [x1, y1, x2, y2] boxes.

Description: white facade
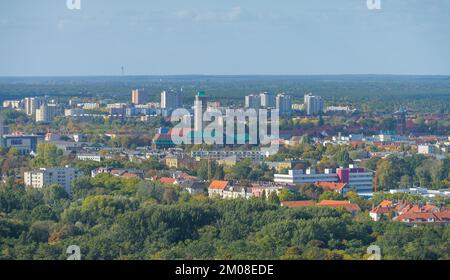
[[65, 108, 86, 117], [24, 97, 38, 116], [274, 169, 336, 185], [418, 144, 437, 155], [245, 94, 261, 110], [274, 167, 374, 194], [222, 187, 252, 199], [276, 93, 292, 116], [77, 154, 102, 162], [260, 92, 276, 108], [24, 167, 82, 193], [194, 92, 207, 132], [0, 116, 4, 148], [3, 100, 21, 109], [304, 93, 324, 116]]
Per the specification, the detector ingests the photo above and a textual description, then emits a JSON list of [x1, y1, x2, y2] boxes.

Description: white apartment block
[[24, 167, 83, 193], [77, 154, 102, 162], [274, 166, 374, 194], [191, 150, 265, 161], [260, 92, 276, 108], [245, 94, 261, 110], [276, 93, 292, 116], [3, 100, 21, 109], [418, 144, 438, 155], [274, 169, 337, 185], [304, 93, 324, 116]]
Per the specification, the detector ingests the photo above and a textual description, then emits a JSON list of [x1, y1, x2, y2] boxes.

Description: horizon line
[[1, 73, 450, 78]]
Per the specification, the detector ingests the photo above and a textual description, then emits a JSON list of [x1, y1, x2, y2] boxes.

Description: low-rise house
[[250, 182, 297, 198], [179, 180, 205, 195], [397, 212, 450, 226], [316, 200, 361, 214], [165, 155, 179, 168], [158, 177, 178, 185], [369, 200, 449, 222], [222, 186, 252, 199], [208, 180, 229, 198], [369, 206, 392, 221], [314, 182, 349, 195]]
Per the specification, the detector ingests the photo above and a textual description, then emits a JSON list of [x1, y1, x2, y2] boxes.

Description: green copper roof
[[197, 91, 206, 97]]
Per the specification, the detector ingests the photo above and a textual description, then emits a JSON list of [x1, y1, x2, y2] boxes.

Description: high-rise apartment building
[[131, 88, 150, 105], [24, 97, 39, 116], [160, 90, 183, 110], [260, 92, 276, 108], [276, 93, 292, 116], [35, 103, 59, 122], [244, 94, 261, 110], [194, 91, 208, 132], [304, 93, 324, 116], [0, 115, 4, 148]]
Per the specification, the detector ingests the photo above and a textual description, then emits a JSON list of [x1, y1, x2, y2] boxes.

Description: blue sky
[[0, 0, 449, 76]]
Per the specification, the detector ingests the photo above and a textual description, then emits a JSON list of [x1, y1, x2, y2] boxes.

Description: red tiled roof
[[370, 206, 390, 214], [379, 200, 393, 208], [315, 182, 347, 191], [122, 172, 140, 178], [209, 180, 229, 190], [281, 201, 315, 208], [397, 212, 450, 223], [317, 200, 361, 212], [159, 177, 176, 184]]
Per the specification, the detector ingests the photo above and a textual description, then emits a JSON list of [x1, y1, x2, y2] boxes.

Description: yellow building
[[165, 156, 179, 169]]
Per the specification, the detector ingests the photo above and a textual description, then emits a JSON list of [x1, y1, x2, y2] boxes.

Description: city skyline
[[1, 0, 450, 76]]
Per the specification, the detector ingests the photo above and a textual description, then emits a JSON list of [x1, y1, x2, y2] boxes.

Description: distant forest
[[0, 75, 449, 113]]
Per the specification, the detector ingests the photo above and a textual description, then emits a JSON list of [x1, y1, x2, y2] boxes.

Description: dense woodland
[[1, 175, 449, 260]]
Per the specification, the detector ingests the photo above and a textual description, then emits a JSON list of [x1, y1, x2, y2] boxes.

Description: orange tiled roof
[[370, 206, 390, 214], [122, 172, 140, 178], [315, 182, 347, 191], [281, 201, 315, 208], [397, 212, 450, 223], [379, 200, 393, 208], [209, 180, 229, 190], [159, 177, 176, 184], [317, 200, 361, 212]]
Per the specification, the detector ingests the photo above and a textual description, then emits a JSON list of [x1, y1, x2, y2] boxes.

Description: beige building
[[165, 156, 179, 168], [131, 89, 150, 105], [36, 103, 59, 122], [24, 167, 83, 193]]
